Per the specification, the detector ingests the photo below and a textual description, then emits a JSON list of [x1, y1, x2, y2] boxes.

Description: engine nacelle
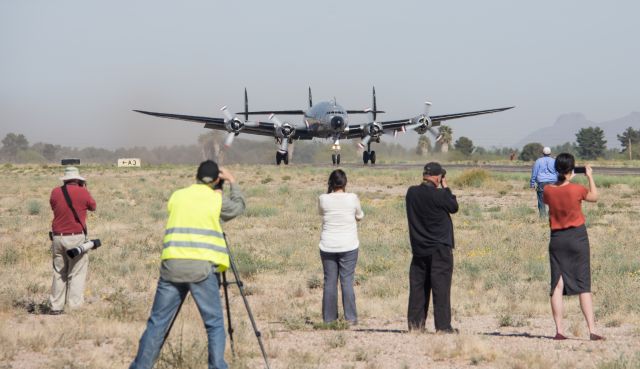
[[225, 118, 244, 133], [275, 122, 295, 139], [414, 115, 431, 135], [364, 122, 383, 139]]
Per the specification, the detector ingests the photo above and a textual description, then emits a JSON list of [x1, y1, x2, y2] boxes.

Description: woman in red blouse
[[543, 153, 604, 341]]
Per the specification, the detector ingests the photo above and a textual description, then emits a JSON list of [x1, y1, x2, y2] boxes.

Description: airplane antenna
[[308, 87, 313, 108], [244, 88, 249, 122]]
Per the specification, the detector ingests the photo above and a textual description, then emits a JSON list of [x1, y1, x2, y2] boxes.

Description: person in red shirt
[[48, 166, 97, 314], [543, 153, 603, 341]]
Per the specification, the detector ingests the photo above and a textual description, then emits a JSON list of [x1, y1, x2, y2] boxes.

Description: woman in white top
[[318, 169, 364, 324]]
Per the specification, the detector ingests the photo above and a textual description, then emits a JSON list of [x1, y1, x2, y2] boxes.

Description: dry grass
[[0, 163, 639, 369]]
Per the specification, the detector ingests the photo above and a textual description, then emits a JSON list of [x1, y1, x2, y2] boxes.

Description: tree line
[[1, 125, 639, 164]]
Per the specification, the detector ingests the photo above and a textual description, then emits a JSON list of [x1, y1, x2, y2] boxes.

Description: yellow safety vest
[[161, 184, 229, 272]]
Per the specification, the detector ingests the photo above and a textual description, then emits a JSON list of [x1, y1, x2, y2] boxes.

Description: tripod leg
[[221, 272, 235, 357], [223, 233, 271, 369]]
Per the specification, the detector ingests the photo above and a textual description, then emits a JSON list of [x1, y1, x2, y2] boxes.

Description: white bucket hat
[[543, 147, 551, 155], [60, 166, 86, 182]]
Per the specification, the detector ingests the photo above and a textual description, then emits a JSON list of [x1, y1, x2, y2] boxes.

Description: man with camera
[[130, 160, 244, 369], [405, 162, 458, 333], [530, 146, 557, 217], [48, 166, 97, 314]]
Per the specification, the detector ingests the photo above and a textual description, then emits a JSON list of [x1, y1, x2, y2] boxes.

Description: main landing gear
[[362, 142, 376, 165], [331, 153, 341, 166], [276, 151, 289, 165]]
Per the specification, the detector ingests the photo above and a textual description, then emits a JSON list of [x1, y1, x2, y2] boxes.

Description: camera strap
[[60, 184, 87, 237]]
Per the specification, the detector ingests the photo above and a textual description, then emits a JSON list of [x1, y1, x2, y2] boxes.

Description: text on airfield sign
[[118, 158, 141, 167]]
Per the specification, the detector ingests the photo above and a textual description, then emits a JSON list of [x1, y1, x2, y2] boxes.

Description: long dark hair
[[555, 153, 575, 183], [327, 169, 347, 193]]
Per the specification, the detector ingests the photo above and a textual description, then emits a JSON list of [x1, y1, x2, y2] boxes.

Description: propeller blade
[[223, 132, 236, 148], [372, 86, 377, 121], [426, 127, 443, 141], [220, 106, 234, 122], [358, 135, 372, 148], [244, 88, 249, 122], [364, 107, 375, 123], [269, 113, 283, 127], [424, 101, 432, 116], [405, 121, 424, 131]]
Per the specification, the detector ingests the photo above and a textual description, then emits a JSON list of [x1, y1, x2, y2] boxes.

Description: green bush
[[453, 169, 490, 188], [27, 200, 41, 215]]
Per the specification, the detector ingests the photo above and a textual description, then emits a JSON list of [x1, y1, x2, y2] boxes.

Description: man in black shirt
[[405, 162, 458, 333]]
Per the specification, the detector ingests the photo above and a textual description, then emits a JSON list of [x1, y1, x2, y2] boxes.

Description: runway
[[327, 163, 640, 176]]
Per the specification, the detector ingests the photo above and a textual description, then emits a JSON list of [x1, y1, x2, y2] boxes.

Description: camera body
[[66, 239, 101, 258], [214, 179, 225, 190], [574, 166, 586, 174]]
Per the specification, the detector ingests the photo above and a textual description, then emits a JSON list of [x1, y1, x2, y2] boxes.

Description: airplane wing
[[134, 110, 313, 139], [237, 110, 305, 115], [345, 106, 514, 138]]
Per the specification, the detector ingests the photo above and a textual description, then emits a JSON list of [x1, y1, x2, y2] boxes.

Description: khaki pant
[[49, 234, 89, 311]]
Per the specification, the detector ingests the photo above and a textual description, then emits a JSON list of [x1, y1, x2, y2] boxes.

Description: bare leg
[[579, 292, 596, 334], [550, 276, 565, 335]]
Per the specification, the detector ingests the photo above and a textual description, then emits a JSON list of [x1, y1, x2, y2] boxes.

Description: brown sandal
[[553, 333, 567, 340]]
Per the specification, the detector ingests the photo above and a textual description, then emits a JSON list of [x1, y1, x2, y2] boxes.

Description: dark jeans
[[536, 182, 554, 217], [320, 248, 358, 323], [407, 247, 453, 331], [129, 272, 227, 369]]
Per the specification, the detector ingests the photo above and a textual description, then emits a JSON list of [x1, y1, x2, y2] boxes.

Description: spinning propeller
[[269, 114, 295, 154], [405, 101, 443, 141]]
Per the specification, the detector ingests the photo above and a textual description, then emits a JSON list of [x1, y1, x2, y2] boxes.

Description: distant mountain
[[516, 112, 640, 149]]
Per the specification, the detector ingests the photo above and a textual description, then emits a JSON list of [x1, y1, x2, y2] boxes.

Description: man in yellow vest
[[130, 160, 245, 369]]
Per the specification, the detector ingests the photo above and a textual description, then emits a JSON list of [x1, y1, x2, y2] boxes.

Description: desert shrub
[[26, 200, 41, 215], [453, 169, 490, 188]]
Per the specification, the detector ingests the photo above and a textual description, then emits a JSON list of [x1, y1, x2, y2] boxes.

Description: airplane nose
[[331, 116, 344, 130]]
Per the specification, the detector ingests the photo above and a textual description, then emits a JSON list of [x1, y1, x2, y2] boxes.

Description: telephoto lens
[[66, 239, 101, 258], [66, 247, 82, 258]]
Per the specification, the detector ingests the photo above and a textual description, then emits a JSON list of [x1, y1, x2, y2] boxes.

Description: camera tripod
[[162, 233, 271, 369]]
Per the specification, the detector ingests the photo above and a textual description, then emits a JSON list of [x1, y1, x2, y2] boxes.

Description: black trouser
[[407, 247, 453, 331]]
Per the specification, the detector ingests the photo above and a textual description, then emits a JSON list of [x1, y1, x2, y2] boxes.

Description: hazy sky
[[1, 0, 639, 150]]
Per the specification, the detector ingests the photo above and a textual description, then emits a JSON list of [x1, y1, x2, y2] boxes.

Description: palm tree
[[416, 135, 431, 156], [438, 125, 453, 153]]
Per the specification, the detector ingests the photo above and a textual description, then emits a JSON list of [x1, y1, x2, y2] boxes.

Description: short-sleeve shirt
[[543, 183, 588, 230]]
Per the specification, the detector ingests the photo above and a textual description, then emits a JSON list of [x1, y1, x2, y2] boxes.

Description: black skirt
[[549, 224, 591, 296]]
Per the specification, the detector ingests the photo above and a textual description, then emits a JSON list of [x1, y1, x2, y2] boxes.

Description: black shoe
[[436, 327, 459, 334]]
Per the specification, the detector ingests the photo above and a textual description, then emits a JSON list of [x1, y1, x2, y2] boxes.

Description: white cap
[[60, 166, 86, 182], [543, 147, 551, 155]]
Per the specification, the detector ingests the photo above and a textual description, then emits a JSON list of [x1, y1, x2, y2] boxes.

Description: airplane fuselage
[[303, 101, 349, 138]]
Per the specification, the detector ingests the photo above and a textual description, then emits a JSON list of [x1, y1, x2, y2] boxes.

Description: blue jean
[[129, 272, 227, 369], [320, 248, 358, 323], [536, 182, 553, 217]]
